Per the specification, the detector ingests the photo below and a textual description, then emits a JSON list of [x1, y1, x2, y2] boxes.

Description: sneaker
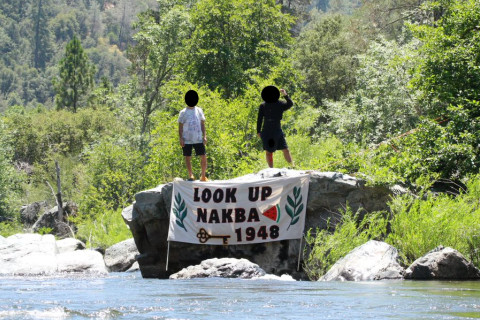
[[187, 175, 195, 181], [200, 176, 209, 182]]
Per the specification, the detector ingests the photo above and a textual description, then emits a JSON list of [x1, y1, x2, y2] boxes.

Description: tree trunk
[[55, 160, 63, 221]]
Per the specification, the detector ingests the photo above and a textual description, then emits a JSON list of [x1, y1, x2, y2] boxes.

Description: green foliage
[[184, 0, 294, 97], [37, 226, 53, 235], [387, 176, 480, 268], [320, 37, 421, 145], [410, 0, 480, 117], [81, 138, 145, 213], [73, 206, 132, 249], [128, 0, 193, 134], [0, 221, 23, 237], [294, 13, 358, 105], [3, 106, 125, 165], [0, 118, 22, 219], [54, 35, 95, 112], [304, 209, 388, 280]]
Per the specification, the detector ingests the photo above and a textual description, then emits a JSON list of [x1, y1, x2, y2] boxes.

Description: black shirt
[[256, 96, 293, 133]]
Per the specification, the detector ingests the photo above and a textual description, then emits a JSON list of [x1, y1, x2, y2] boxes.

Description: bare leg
[[282, 149, 293, 166], [185, 156, 193, 178], [266, 151, 274, 168], [200, 155, 207, 179]]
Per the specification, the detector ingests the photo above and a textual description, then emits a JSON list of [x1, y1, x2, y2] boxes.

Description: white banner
[[167, 174, 309, 245]]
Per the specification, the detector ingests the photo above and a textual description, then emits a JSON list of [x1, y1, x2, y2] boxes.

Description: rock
[[126, 261, 140, 273], [170, 258, 266, 279], [104, 238, 139, 272], [56, 238, 86, 253], [122, 169, 394, 279], [320, 240, 404, 281], [20, 201, 48, 227], [56, 250, 107, 274], [404, 246, 480, 280], [32, 202, 78, 238], [0, 234, 58, 275], [0, 233, 107, 275]]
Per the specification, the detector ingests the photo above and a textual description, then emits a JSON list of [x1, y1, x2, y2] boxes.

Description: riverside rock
[[170, 258, 266, 279], [122, 169, 394, 279], [32, 202, 78, 238], [404, 246, 480, 280], [104, 238, 139, 272], [20, 201, 48, 227], [319, 240, 404, 281], [56, 238, 86, 253], [0, 233, 107, 275]]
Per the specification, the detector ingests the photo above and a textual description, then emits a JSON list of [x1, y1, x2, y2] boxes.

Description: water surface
[[0, 273, 479, 319]]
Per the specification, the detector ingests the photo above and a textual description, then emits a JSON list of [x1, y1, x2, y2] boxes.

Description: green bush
[[0, 221, 23, 237], [3, 106, 125, 165], [73, 206, 132, 250], [0, 118, 22, 220], [386, 175, 480, 268], [81, 138, 146, 213]]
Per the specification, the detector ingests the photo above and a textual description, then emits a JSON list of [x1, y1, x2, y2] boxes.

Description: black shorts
[[182, 143, 206, 156], [261, 130, 288, 153]]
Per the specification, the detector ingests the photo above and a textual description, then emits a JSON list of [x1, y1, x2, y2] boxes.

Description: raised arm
[[280, 88, 293, 111]]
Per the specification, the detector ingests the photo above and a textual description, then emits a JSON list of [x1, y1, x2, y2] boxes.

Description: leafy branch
[[285, 186, 304, 230], [173, 193, 188, 232]]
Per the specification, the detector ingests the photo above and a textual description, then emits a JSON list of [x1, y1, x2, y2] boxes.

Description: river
[[0, 272, 479, 319]]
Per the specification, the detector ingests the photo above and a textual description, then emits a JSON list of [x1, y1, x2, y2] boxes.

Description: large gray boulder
[[104, 238, 139, 272], [320, 240, 405, 281], [122, 169, 394, 279], [170, 258, 266, 279], [405, 246, 480, 280], [0, 233, 107, 275]]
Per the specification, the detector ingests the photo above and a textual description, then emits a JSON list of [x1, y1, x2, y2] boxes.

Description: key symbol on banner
[[196, 228, 231, 245]]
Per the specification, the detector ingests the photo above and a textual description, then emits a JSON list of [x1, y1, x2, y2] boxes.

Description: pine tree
[[54, 35, 95, 112], [32, 0, 53, 69]]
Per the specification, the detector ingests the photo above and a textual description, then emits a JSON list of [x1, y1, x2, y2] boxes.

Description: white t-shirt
[[178, 107, 206, 144]]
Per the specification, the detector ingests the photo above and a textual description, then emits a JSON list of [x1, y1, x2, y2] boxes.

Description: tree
[[54, 35, 95, 112], [410, 0, 480, 118], [294, 14, 358, 106], [321, 37, 421, 145], [128, 0, 193, 135], [184, 0, 294, 98], [31, 0, 53, 69]]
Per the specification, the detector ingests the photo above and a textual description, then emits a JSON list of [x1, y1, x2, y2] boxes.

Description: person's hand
[[203, 136, 207, 145], [180, 138, 185, 147], [257, 133, 261, 138], [280, 88, 287, 96]]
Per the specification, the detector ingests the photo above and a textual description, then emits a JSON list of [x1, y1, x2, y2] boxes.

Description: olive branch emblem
[[173, 193, 188, 232], [285, 186, 304, 230]]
